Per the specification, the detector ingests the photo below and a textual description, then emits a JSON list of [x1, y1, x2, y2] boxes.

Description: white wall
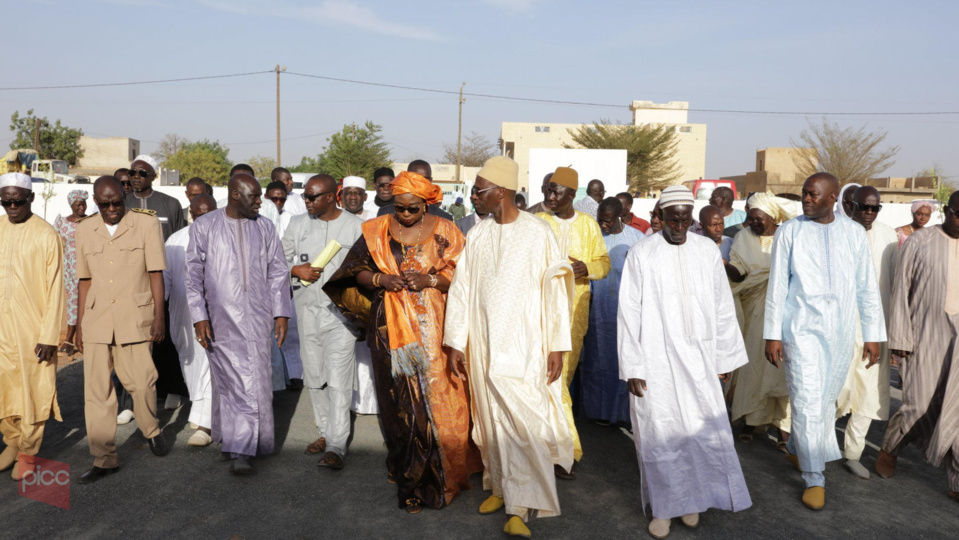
[[528, 148, 628, 206]]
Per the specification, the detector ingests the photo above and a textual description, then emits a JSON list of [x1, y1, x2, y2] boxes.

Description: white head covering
[[747, 191, 797, 224], [131, 154, 159, 173], [0, 172, 32, 191], [659, 185, 694, 209], [834, 182, 861, 218], [342, 176, 366, 190]]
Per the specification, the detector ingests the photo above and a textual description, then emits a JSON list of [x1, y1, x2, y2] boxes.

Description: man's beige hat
[[551, 166, 578, 191], [476, 156, 518, 190]]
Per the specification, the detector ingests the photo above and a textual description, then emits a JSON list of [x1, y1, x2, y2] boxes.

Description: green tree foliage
[[791, 119, 899, 186], [9, 109, 85, 165], [165, 139, 233, 186], [566, 120, 680, 195], [246, 155, 277, 179], [442, 131, 496, 167], [296, 122, 391, 189]]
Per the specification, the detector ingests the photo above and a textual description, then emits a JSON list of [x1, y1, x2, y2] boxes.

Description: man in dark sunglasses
[[837, 185, 898, 480], [0, 173, 66, 481], [124, 155, 185, 242], [74, 175, 170, 484], [123, 155, 188, 413], [113, 168, 134, 196]]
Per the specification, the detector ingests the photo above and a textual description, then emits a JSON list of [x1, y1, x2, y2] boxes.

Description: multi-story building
[[499, 100, 707, 192]]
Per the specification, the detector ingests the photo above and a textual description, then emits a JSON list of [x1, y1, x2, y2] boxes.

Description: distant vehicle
[[682, 179, 738, 201], [289, 172, 316, 190], [31, 159, 87, 183], [3, 148, 38, 174]]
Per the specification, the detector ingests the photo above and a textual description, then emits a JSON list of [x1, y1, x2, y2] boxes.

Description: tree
[[165, 139, 233, 186], [290, 155, 320, 174], [246, 155, 277, 179], [295, 122, 391, 188], [791, 119, 899, 186], [9, 109, 85, 165], [566, 120, 680, 194], [153, 133, 191, 165], [441, 131, 496, 167]]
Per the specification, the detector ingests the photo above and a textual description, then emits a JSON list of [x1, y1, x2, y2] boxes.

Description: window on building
[[534, 126, 551, 133], [505, 142, 515, 158], [677, 126, 691, 133]]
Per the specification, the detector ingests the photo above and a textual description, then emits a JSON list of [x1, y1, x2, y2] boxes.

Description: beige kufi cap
[[477, 156, 518, 190], [551, 166, 578, 191]]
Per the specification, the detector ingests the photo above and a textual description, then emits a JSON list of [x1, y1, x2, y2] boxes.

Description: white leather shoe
[[648, 518, 671, 539], [188, 430, 213, 447], [117, 409, 135, 425]]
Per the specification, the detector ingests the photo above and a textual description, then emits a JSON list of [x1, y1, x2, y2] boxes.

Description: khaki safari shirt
[[76, 209, 167, 345]]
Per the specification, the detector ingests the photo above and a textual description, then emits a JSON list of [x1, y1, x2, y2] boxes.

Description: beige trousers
[[0, 417, 45, 456], [83, 341, 160, 468]]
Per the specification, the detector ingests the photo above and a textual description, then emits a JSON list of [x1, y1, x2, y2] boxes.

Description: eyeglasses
[[120, 181, 132, 187], [268, 197, 287, 204], [303, 190, 335, 202], [0, 198, 29, 208], [129, 169, 153, 178], [375, 182, 393, 189], [854, 202, 882, 213], [471, 186, 498, 196], [96, 200, 124, 209], [394, 205, 423, 215]]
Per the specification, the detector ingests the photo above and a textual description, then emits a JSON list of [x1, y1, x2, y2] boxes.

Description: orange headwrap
[[390, 171, 442, 205]]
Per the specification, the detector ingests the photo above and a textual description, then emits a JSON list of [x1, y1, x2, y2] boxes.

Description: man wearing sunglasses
[[835, 186, 898, 480], [113, 168, 134, 196], [0, 173, 65, 481], [75, 175, 170, 484], [124, 155, 186, 242], [271, 167, 306, 216], [125, 155, 188, 412]]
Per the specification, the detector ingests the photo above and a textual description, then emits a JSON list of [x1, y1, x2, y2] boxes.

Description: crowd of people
[[0, 153, 957, 538]]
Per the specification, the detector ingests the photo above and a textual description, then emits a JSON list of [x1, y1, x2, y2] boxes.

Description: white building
[[499, 100, 706, 192]]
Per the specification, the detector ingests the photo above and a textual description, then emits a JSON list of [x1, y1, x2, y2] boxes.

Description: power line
[[286, 71, 959, 117], [0, 71, 273, 91], [4, 68, 959, 117]]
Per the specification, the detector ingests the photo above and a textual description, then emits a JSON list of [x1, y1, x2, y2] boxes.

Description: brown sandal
[[317, 451, 344, 470], [305, 437, 327, 455], [405, 498, 422, 514], [387, 471, 397, 484]]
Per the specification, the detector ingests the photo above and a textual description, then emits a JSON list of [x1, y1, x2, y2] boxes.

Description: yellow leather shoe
[[785, 453, 801, 472], [0, 445, 17, 472], [802, 487, 825, 510], [504, 516, 531, 538], [479, 495, 505, 515]]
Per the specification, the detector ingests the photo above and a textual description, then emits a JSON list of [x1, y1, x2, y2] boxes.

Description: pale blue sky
[[4, 0, 957, 181]]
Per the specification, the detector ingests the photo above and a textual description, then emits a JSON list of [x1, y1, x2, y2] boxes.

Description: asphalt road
[[1, 361, 956, 539]]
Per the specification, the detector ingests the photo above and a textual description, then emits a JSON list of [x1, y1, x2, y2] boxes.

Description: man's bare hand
[[292, 264, 321, 282], [75, 327, 84, 354], [547, 351, 564, 384], [194, 320, 214, 349], [274, 317, 289, 347], [628, 378, 647, 397], [569, 257, 588, 279], [863, 342, 880, 368], [150, 316, 166, 343], [718, 372, 731, 383], [449, 348, 468, 381], [765, 340, 783, 367], [35, 344, 57, 363]]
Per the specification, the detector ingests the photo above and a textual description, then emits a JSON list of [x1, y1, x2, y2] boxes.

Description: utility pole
[[455, 82, 465, 184], [34, 117, 40, 153], [275, 64, 286, 166]]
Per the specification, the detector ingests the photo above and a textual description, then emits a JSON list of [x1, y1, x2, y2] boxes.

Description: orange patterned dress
[[325, 215, 481, 509]]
